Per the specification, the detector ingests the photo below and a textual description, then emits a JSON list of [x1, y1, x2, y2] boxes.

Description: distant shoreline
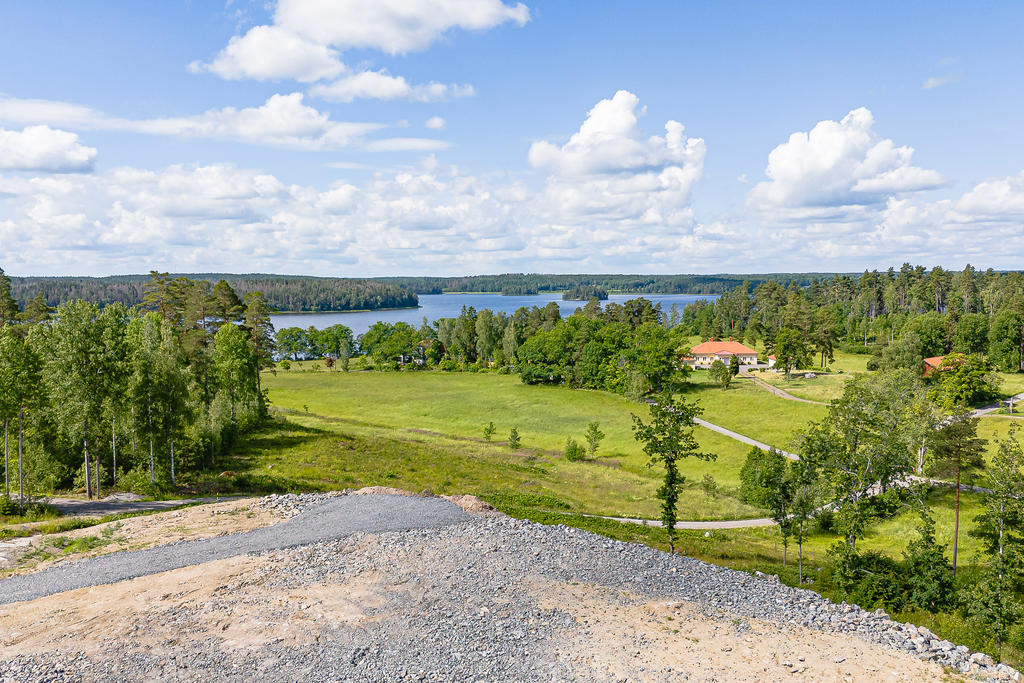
[[273, 306, 420, 315]]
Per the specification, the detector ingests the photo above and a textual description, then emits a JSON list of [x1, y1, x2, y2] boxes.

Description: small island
[[562, 285, 609, 301]]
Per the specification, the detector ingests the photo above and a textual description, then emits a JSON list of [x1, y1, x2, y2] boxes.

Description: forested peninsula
[[8, 274, 418, 313]]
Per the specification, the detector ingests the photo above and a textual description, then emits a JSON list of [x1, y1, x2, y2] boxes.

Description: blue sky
[[1, 1, 1022, 276]]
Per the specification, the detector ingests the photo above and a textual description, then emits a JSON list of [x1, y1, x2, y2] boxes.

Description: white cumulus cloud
[[0, 125, 97, 173], [188, 25, 345, 83], [747, 107, 945, 219], [191, 0, 528, 96], [309, 70, 474, 103], [425, 116, 446, 130], [274, 0, 529, 54]]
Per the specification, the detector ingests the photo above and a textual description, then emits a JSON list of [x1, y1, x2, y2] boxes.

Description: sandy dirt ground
[[0, 498, 283, 577], [0, 505, 964, 682]]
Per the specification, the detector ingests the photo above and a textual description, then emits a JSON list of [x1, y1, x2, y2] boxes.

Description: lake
[[270, 292, 718, 338]]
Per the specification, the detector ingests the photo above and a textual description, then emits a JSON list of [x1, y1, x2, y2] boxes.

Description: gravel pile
[[247, 491, 348, 518], [1, 493, 1020, 681]]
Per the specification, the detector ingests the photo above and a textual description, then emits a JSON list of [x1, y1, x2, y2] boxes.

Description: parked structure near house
[[682, 338, 759, 368]]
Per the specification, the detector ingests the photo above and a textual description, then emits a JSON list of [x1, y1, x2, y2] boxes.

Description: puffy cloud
[[528, 90, 705, 238], [954, 171, 1024, 219], [188, 25, 345, 83], [747, 107, 945, 219], [274, 0, 529, 54], [425, 116, 446, 130], [193, 0, 528, 94], [0, 94, 384, 151], [309, 70, 474, 103], [0, 125, 97, 173]]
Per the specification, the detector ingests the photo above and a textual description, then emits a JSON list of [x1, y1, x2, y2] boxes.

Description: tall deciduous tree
[[632, 394, 713, 553], [800, 369, 935, 551], [44, 301, 110, 498], [213, 323, 256, 421], [0, 326, 42, 502]]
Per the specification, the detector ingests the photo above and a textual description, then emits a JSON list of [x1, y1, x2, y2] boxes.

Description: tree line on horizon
[[6, 272, 417, 314]]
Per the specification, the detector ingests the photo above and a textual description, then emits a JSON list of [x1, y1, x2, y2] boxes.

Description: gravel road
[[0, 494, 468, 605], [1, 492, 1017, 681]]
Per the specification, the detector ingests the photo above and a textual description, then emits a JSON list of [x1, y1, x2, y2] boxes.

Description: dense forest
[[673, 263, 1024, 376], [8, 273, 418, 313], [376, 273, 841, 295], [0, 268, 271, 501]]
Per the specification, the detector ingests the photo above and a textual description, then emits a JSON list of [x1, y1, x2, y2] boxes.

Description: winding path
[[740, 372, 828, 406]]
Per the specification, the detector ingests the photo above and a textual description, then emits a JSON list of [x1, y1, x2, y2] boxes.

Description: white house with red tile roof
[[681, 338, 759, 368]]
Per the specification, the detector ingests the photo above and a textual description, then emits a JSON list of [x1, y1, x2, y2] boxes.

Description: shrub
[[279, 360, 291, 370], [701, 473, 719, 498], [438, 358, 458, 372], [564, 437, 586, 461], [483, 421, 496, 441], [508, 427, 521, 449]]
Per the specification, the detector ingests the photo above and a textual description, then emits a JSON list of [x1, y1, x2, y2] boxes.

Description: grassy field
[[684, 370, 826, 450], [260, 370, 772, 520], [996, 372, 1024, 399], [757, 371, 852, 403]]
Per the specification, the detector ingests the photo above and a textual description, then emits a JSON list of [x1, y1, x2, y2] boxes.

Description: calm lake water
[[270, 292, 718, 338]]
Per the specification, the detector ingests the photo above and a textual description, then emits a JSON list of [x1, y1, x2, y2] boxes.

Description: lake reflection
[[270, 292, 718, 338]]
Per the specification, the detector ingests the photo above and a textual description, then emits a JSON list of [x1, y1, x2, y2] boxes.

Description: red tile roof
[[689, 340, 757, 355], [923, 356, 945, 368]]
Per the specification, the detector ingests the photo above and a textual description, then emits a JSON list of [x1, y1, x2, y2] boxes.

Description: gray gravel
[[1, 493, 1018, 681], [0, 493, 468, 605]]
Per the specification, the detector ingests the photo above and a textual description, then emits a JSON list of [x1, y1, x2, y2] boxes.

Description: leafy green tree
[[930, 353, 1001, 409], [966, 427, 1024, 659], [904, 311, 948, 357], [928, 414, 986, 577], [773, 327, 808, 379], [709, 359, 732, 390], [45, 301, 114, 498], [903, 507, 954, 613], [739, 447, 794, 563], [276, 327, 309, 360], [632, 394, 713, 552], [0, 326, 42, 502], [213, 323, 257, 421], [564, 437, 586, 462], [508, 427, 521, 449], [876, 332, 924, 372], [211, 279, 244, 327], [800, 370, 935, 551], [729, 353, 741, 376], [585, 421, 605, 458], [482, 421, 496, 441], [990, 309, 1024, 373], [953, 312, 989, 354]]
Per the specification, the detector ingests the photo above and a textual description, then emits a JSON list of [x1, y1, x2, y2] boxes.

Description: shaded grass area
[[996, 372, 1024, 399]]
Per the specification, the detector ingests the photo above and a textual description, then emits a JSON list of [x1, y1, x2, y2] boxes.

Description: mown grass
[[684, 370, 826, 450], [757, 371, 852, 403]]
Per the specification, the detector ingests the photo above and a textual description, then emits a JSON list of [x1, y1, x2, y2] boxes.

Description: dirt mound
[[350, 486, 419, 497], [443, 494, 505, 518]]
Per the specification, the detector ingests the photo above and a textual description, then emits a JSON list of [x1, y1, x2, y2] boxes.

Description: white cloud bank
[[0, 94, 450, 152], [4, 95, 1024, 276], [191, 0, 528, 102], [747, 107, 945, 221], [0, 125, 97, 173]]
